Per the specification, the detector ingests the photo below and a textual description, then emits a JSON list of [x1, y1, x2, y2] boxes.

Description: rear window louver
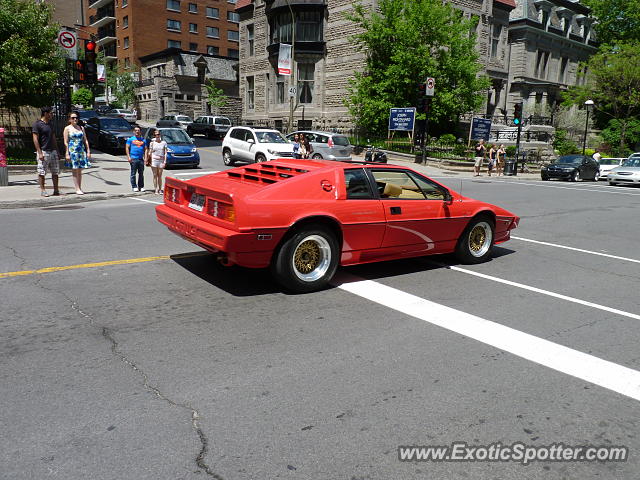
[[226, 164, 310, 184]]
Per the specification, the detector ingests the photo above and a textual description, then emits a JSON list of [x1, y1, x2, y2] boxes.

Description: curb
[[0, 191, 154, 210]]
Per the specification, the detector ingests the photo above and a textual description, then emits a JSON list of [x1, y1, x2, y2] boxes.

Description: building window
[[122, 0, 128, 6], [227, 11, 239, 23], [276, 75, 285, 104], [228, 30, 239, 42], [167, 0, 180, 11], [187, 94, 196, 101], [247, 76, 255, 109], [124, 57, 130, 69], [270, 10, 322, 44], [228, 48, 239, 59], [124, 37, 129, 49], [247, 24, 254, 56], [123, 15, 128, 28], [228, 0, 237, 3], [298, 63, 314, 104], [206, 7, 219, 18], [207, 45, 219, 55], [490, 24, 502, 58], [207, 26, 219, 38], [188, 2, 197, 13], [168, 39, 181, 49], [189, 23, 198, 33], [167, 19, 181, 31], [535, 50, 550, 79], [189, 42, 198, 51]]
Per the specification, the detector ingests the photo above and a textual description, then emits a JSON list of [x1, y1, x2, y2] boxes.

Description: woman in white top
[[147, 129, 167, 194]]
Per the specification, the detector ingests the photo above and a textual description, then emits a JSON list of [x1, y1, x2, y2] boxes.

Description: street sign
[[288, 86, 297, 98], [425, 77, 435, 97], [388, 108, 416, 132], [57, 29, 77, 60], [471, 117, 492, 141]]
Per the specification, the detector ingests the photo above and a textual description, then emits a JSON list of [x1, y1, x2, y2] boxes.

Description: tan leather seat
[[382, 183, 402, 197]]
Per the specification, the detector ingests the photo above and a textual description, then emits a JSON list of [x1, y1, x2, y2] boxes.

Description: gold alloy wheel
[[469, 225, 486, 252], [291, 234, 332, 282]]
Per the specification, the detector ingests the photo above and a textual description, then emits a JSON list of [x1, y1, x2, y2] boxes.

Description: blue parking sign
[[389, 108, 416, 132], [471, 118, 492, 141]]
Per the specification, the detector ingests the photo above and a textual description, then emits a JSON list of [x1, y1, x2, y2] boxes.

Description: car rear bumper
[[155, 204, 275, 268]]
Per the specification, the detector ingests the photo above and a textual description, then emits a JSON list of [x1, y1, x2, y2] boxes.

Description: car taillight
[[327, 137, 334, 147], [207, 200, 235, 222], [166, 186, 179, 203]]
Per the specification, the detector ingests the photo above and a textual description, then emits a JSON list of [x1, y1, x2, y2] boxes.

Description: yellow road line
[[0, 252, 209, 279]]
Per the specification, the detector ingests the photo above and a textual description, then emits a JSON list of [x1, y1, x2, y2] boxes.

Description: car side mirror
[[443, 190, 453, 204]]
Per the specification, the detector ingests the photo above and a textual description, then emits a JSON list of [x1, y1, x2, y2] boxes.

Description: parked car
[[76, 109, 99, 125], [107, 108, 137, 124], [187, 116, 232, 139], [157, 114, 193, 129], [221, 126, 294, 166], [96, 105, 115, 115], [84, 116, 135, 152], [597, 157, 624, 179], [540, 155, 600, 181], [284, 130, 352, 161], [143, 127, 200, 168], [608, 156, 640, 186], [155, 160, 519, 292]]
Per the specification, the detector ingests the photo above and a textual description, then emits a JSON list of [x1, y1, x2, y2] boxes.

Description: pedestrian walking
[[473, 139, 486, 176], [32, 106, 60, 196], [487, 144, 496, 176], [300, 133, 313, 159], [126, 126, 147, 192], [147, 129, 167, 194], [63, 111, 91, 195], [496, 144, 506, 176], [592, 148, 602, 162], [292, 133, 301, 159]]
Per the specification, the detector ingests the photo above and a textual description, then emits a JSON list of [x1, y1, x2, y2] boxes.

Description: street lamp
[[582, 99, 594, 155]]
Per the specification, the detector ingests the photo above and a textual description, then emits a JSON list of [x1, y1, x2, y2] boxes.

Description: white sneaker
[[138, 188, 144, 192], [132, 187, 139, 192]]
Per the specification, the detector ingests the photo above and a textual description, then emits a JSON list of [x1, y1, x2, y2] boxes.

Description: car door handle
[[390, 206, 402, 215]]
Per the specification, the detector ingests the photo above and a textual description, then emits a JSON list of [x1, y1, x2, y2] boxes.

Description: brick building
[[236, 0, 516, 130]]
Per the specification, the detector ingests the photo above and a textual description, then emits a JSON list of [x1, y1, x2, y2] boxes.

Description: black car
[[84, 116, 135, 152], [96, 105, 115, 115], [187, 115, 231, 139], [541, 155, 600, 182], [76, 109, 99, 126]]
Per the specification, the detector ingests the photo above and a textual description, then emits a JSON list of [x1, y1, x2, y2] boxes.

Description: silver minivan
[[285, 130, 352, 161]]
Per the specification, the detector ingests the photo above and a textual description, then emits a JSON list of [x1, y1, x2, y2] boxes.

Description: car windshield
[[101, 118, 131, 130], [256, 131, 287, 143], [78, 110, 98, 119], [332, 135, 350, 146], [215, 118, 231, 126], [622, 158, 640, 167], [556, 155, 583, 165], [176, 116, 192, 122], [598, 158, 620, 165], [160, 129, 192, 144]]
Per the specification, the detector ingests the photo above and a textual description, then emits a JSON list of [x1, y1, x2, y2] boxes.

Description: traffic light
[[417, 82, 427, 97], [513, 102, 523, 126], [85, 39, 97, 84], [417, 98, 429, 114], [72, 59, 86, 83]]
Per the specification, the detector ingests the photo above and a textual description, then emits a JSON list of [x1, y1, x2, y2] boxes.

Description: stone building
[[136, 48, 240, 122], [235, 0, 516, 130], [507, 0, 597, 118]]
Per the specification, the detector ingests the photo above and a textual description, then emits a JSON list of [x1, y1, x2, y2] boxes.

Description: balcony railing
[[101, 44, 117, 58], [97, 25, 116, 40], [89, 6, 115, 27], [461, 113, 554, 127]]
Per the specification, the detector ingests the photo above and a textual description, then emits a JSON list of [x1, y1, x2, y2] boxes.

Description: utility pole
[[286, 0, 296, 132]]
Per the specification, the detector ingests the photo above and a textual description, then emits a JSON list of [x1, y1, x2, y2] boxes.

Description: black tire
[[609, 181, 617, 186], [541, 175, 549, 181], [455, 215, 495, 264], [593, 171, 600, 181], [571, 170, 580, 182], [271, 226, 340, 293], [312, 153, 323, 159], [255, 153, 267, 163], [187, 127, 193, 136], [222, 149, 234, 166]]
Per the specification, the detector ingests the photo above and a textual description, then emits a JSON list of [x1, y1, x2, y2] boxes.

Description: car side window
[[316, 135, 328, 144], [230, 129, 242, 140], [371, 170, 445, 200], [344, 169, 374, 199], [406, 171, 448, 200]]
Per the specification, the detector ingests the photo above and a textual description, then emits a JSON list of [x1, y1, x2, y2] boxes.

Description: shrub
[[553, 129, 579, 156], [505, 146, 517, 157], [440, 133, 456, 145]]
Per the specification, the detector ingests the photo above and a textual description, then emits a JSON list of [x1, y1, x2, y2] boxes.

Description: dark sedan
[[541, 155, 600, 182], [84, 116, 135, 153]]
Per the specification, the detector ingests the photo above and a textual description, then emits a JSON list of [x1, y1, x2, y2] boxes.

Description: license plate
[[188, 193, 205, 212]]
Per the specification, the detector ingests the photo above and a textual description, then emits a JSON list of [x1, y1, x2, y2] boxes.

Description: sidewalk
[[0, 150, 159, 209]]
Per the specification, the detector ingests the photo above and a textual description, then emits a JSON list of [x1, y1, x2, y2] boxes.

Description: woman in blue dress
[[63, 112, 91, 194]]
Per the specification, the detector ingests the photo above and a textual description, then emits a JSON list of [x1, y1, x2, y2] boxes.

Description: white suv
[[222, 127, 294, 166]]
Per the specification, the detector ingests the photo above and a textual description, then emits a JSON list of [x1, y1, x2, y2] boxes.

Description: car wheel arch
[[272, 215, 344, 260]]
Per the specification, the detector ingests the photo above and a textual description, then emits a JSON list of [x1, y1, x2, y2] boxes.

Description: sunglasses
[[70, 117, 78, 119]]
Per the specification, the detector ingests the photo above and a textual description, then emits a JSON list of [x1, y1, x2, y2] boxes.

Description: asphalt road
[[1, 174, 639, 479]]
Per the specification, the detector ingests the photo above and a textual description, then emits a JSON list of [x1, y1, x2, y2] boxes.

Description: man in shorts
[[32, 106, 60, 196], [473, 139, 486, 177]]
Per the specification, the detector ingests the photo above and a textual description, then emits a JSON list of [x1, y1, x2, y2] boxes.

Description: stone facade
[[136, 49, 239, 122]]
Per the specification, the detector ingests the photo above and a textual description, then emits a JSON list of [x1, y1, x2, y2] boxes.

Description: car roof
[[233, 125, 277, 130], [289, 130, 348, 136]]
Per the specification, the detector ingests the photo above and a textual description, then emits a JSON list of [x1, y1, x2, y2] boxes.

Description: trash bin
[[503, 158, 516, 176]]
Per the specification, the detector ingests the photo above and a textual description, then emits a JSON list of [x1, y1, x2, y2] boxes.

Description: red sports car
[[156, 160, 519, 292]]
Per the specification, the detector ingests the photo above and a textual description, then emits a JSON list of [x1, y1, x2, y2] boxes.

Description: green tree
[[345, 0, 490, 135], [106, 65, 137, 108], [72, 87, 94, 108], [563, 43, 640, 155], [0, 0, 64, 110], [205, 79, 228, 110], [582, 0, 640, 45], [600, 118, 640, 156]]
